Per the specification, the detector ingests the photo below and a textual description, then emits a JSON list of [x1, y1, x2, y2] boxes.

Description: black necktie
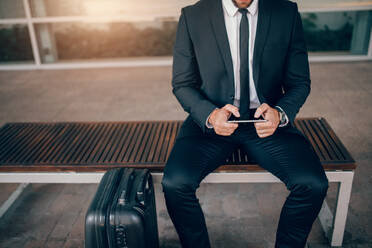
[[238, 8, 250, 117]]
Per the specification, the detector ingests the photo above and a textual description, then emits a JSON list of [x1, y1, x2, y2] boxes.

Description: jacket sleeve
[[171, 7, 218, 133], [275, 3, 311, 127]]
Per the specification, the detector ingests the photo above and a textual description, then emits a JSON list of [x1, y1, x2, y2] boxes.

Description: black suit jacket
[[172, 0, 311, 139]]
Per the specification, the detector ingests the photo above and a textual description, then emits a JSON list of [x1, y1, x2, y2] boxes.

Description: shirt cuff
[[275, 105, 289, 127], [205, 108, 218, 129]]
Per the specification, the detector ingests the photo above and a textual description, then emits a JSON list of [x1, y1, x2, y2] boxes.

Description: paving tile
[[67, 210, 86, 240], [44, 239, 66, 247], [159, 238, 182, 248], [209, 217, 267, 247], [63, 238, 84, 248], [47, 212, 80, 241], [24, 239, 47, 248]]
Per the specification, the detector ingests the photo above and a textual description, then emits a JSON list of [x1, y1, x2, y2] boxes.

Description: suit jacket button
[[230, 95, 234, 100]]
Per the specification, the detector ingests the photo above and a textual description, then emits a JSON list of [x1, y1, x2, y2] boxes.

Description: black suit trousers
[[161, 112, 329, 248]]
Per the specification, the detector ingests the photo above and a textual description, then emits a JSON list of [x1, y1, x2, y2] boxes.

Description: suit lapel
[[207, 0, 272, 91], [252, 0, 272, 89], [207, 0, 235, 91]]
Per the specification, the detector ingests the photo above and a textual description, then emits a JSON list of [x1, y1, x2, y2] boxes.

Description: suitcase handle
[[136, 169, 151, 204], [118, 168, 135, 205]]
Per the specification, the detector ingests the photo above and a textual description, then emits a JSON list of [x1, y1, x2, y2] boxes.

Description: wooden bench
[[0, 118, 356, 247]]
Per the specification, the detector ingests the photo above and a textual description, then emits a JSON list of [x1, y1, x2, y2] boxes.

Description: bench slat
[[0, 118, 356, 172], [313, 119, 344, 161], [294, 120, 324, 161], [304, 119, 332, 161], [319, 118, 354, 163]]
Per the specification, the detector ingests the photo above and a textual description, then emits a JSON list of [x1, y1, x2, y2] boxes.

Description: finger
[[223, 104, 240, 118], [216, 123, 238, 133], [254, 122, 273, 130], [256, 129, 274, 135], [255, 120, 272, 126], [257, 133, 272, 138], [215, 121, 238, 130], [256, 126, 274, 133], [217, 126, 237, 134], [256, 129, 274, 137], [222, 122, 238, 129], [215, 130, 234, 136], [254, 103, 269, 118], [215, 123, 237, 132], [255, 125, 274, 132], [255, 121, 274, 129]]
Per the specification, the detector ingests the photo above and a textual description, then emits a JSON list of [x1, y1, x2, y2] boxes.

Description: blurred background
[[0, 0, 371, 248], [0, 0, 371, 67]]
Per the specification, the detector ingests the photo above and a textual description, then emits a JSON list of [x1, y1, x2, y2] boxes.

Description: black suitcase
[[85, 168, 159, 248]]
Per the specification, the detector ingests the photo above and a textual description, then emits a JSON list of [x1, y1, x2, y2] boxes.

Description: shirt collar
[[222, 0, 259, 17]]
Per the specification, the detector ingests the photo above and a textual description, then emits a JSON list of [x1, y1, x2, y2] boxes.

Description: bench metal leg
[[330, 171, 354, 247], [319, 171, 354, 247]]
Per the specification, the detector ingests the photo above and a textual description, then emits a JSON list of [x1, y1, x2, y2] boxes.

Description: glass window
[[30, 0, 198, 18], [0, 24, 34, 63], [34, 20, 178, 63], [0, 0, 25, 19], [301, 10, 372, 55], [294, 0, 372, 10]]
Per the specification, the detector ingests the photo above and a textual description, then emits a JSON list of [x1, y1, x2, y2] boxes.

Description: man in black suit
[[161, 0, 329, 247]]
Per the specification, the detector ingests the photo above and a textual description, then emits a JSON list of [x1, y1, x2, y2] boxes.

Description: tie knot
[[238, 8, 248, 15]]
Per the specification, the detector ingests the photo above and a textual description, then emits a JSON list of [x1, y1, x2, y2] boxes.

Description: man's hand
[[254, 103, 280, 138], [208, 104, 240, 136]]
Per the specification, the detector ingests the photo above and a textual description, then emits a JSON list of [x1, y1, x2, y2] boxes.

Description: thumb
[[254, 103, 269, 118], [223, 104, 240, 118]]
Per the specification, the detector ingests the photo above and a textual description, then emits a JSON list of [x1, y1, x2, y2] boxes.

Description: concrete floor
[[0, 61, 371, 247]]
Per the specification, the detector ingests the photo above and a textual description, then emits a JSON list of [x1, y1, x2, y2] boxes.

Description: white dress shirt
[[222, 0, 260, 110]]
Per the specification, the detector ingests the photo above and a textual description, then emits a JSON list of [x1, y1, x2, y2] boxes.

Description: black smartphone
[[227, 119, 268, 123], [227, 114, 267, 123]]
